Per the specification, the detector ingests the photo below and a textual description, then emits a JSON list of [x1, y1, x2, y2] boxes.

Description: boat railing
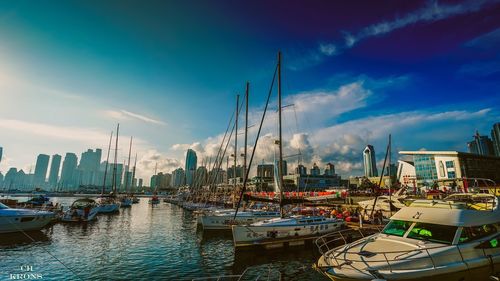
[[315, 226, 383, 256], [317, 237, 496, 274]]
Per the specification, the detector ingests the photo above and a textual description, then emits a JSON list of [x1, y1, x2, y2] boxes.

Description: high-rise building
[[492, 123, 500, 157], [171, 168, 185, 188], [34, 154, 50, 186], [363, 145, 378, 177], [294, 164, 307, 176], [194, 166, 208, 187], [48, 154, 62, 187], [277, 160, 287, 176], [60, 153, 78, 190], [310, 163, 320, 176], [185, 149, 197, 187], [4, 168, 17, 189], [257, 164, 274, 178], [0, 147, 3, 163], [467, 131, 494, 156], [78, 149, 102, 186], [324, 163, 335, 176]]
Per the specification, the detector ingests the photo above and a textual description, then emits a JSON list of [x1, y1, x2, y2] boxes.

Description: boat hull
[[0, 211, 55, 234], [201, 213, 280, 230], [232, 220, 345, 248], [61, 208, 99, 222], [96, 203, 120, 213]]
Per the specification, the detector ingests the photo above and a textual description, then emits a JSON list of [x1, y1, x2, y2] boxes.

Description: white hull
[[61, 208, 99, 222], [0, 209, 55, 234], [232, 217, 345, 247], [201, 211, 280, 230]]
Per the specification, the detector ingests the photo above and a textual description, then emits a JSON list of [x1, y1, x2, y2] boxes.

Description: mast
[[112, 123, 120, 195], [124, 136, 133, 194], [244, 82, 249, 185], [154, 162, 158, 192], [277, 51, 285, 218], [102, 131, 113, 195], [388, 134, 392, 217], [233, 94, 239, 208]]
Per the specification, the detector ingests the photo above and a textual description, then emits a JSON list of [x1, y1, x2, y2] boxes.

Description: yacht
[[232, 215, 345, 248], [96, 195, 120, 213], [120, 196, 133, 208], [201, 209, 280, 230], [0, 202, 55, 233], [315, 193, 500, 281], [357, 195, 407, 218], [61, 198, 99, 222]]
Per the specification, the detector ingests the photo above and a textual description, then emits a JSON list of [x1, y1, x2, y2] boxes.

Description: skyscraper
[[34, 154, 50, 186], [78, 149, 102, 186], [48, 154, 62, 187], [60, 153, 78, 190], [492, 123, 500, 157], [467, 131, 494, 156], [171, 168, 185, 188], [324, 163, 336, 176], [363, 145, 378, 177], [0, 147, 3, 163], [185, 149, 197, 187]]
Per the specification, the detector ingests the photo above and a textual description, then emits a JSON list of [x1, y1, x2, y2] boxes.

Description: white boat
[[0, 202, 55, 234], [96, 196, 120, 213], [232, 215, 345, 248], [201, 210, 280, 230], [358, 195, 407, 218], [61, 198, 99, 222], [316, 193, 500, 281]]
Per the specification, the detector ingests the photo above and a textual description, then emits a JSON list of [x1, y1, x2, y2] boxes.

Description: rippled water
[[0, 197, 328, 280]]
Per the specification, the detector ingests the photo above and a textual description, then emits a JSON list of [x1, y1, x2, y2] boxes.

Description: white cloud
[[319, 43, 337, 56], [105, 109, 166, 125]]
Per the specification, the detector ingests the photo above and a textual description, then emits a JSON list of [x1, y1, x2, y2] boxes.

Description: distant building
[[185, 149, 197, 187], [0, 147, 3, 163], [310, 163, 320, 176], [399, 150, 500, 187], [171, 168, 185, 188], [257, 164, 274, 181], [0, 172, 3, 187], [60, 153, 78, 190], [78, 149, 102, 186], [492, 123, 500, 157], [397, 160, 417, 188], [277, 160, 287, 176], [208, 168, 225, 185], [467, 131, 494, 156], [324, 163, 335, 176], [4, 168, 17, 189], [151, 172, 171, 190], [363, 145, 378, 177], [194, 166, 208, 187], [34, 154, 50, 186], [294, 164, 307, 176], [384, 163, 397, 177], [283, 173, 341, 191], [48, 154, 62, 188], [228, 165, 243, 179]]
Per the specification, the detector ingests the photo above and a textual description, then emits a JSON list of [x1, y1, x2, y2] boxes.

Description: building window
[[446, 161, 455, 168], [448, 171, 456, 179]]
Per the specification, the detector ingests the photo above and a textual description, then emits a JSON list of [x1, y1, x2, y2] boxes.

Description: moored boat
[[61, 198, 99, 222], [0, 202, 55, 233], [201, 210, 280, 230]]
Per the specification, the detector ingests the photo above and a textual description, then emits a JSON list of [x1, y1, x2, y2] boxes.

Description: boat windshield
[[0, 203, 9, 209], [407, 222, 457, 245], [382, 220, 412, 237]]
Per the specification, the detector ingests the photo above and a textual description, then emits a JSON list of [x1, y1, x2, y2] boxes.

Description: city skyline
[[1, 1, 499, 181]]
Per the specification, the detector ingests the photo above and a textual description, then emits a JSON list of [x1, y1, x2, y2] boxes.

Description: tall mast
[[244, 82, 249, 184], [233, 94, 239, 208], [277, 51, 285, 218], [124, 136, 133, 194], [388, 134, 392, 216], [112, 123, 120, 195], [102, 131, 113, 195], [154, 162, 158, 192]]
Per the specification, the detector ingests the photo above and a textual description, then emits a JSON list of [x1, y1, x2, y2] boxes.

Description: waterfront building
[[277, 160, 287, 176], [0, 172, 3, 188], [208, 168, 225, 185], [185, 149, 197, 187], [34, 154, 50, 186], [384, 163, 397, 177], [399, 150, 500, 188], [151, 172, 171, 190], [324, 163, 335, 176], [138, 178, 143, 188], [171, 168, 185, 188], [467, 131, 494, 156], [78, 149, 102, 186], [194, 166, 208, 187], [397, 160, 417, 187], [492, 123, 500, 157], [363, 145, 378, 177], [227, 165, 243, 179], [60, 153, 78, 191], [283, 173, 341, 191], [48, 154, 62, 188], [257, 164, 274, 181], [4, 168, 17, 189], [310, 163, 320, 176]]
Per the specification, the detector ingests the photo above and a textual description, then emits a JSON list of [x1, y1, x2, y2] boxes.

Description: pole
[[125, 136, 133, 194], [277, 51, 285, 218], [112, 124, 120, 195], [102, 131, 113, 195], [233, 94, 239, 208]]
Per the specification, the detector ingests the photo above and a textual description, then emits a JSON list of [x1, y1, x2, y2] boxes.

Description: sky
[[0, 0, 499, 181]]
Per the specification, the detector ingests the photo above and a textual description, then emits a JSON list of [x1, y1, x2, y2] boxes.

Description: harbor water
[[0, 197, 327, 280]]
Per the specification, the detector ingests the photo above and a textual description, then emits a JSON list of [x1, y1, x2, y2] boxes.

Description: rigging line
[[208, 105, 236, 186], [234, 63, 278, 219], [6, 219, 83, 280]]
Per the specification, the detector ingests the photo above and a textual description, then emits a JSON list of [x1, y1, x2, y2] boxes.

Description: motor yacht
[[61, 198, 99, 222], [95, 195, 120, 213], [232, 215, 345, 248], [0, 202, 55, 233], [201, 210, 280, 230], [315, 193, 500, 281]]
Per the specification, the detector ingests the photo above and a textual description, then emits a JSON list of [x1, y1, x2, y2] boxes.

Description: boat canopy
[[71, 198, 96, 208]]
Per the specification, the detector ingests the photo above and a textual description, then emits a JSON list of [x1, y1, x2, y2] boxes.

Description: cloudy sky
[[0, 0, 499, 181]]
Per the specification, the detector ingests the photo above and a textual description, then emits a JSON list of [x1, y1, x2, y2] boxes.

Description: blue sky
[[0, 0, 499, 180]]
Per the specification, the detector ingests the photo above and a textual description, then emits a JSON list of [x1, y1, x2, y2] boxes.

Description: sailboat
[[131, 154, 140, 204], [231, 52, 344, 248], [120, 136, 133, 208], [149, 162, 160, 205], [96, 125, 121, 213]]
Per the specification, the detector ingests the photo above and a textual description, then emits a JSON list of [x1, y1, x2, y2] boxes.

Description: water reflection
[[0, 230, 51, 247]]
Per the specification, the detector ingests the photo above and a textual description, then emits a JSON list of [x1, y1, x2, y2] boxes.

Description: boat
[[61, 198, 99, 222], [96, 125, 121, 213], [201, 210, 280, 230], [0, 202, 55, 233], [120, 196, 133, 208], [24, 195, 50, 206], [149, 195, 160, 205], [231, 52, 345, 248], [120, 136, 134, 208], [315, 191, 500, 281], [132, 196, 140, 204], [96, 195, 120, 213], [357, 195, 406, 218]]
